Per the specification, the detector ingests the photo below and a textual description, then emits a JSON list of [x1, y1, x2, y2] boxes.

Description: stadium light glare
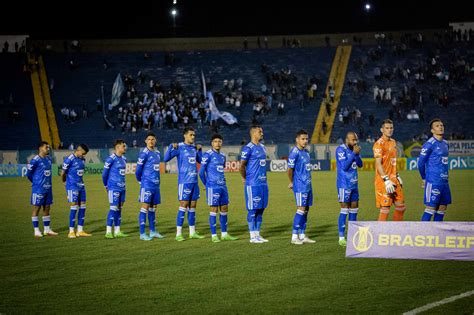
[[365, 3, 371, 11], [171, 9, 177, 16], [173, 0, 177, 4]]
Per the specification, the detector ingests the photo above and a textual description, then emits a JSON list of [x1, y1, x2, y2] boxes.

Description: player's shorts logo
[[259, 159, 266, 167], [217, 165, 224, 172], [44, 170, 51, 176], [353, 226, 373, 252], [119, 169, 126, 175], [77, 170, 84, 176], [252, 196, 261, 203], [432, 189, 440, 196], [183, 188, 192, 194], [442, 157, 448, 164], [113, 191, 120, 197], [188, 157, 196, 164], [153, 164, 160, 171]]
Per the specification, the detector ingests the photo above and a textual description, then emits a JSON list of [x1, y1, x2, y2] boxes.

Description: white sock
[[300, 233, 306, 240], [221, 232, 228, 237], [106, 226, 112, 234], [212, 234, 217, 238], [255, 231, 260, 237], [189, 225, 196, 235], [78, 225, 83, 232], [292, 233, 299, 240], [34, 227, 41, 234], [176, 226, 182, 236], [114, 226, 120, 234], [69, 227, 75, 233], [339, 236, 345, 241], [44, 226, 51, 233], [250, 231, 256, 238]]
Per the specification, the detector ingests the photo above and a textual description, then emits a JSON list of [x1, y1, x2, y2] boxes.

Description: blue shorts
[[337, 187, 359, 203], [206, 186, 229, 206], [31, 191, 53, 206], [139, 186, 161, 205], [108, 190, 126, 206], [294, 190, 313, 207], [178, 183, 200, 201], [424, 182, 451, 207], [245, 185, 269, 210], [66, 188, 86, 203]]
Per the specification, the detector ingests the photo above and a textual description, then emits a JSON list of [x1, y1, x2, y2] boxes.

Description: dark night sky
[[2, 0, 473, 39]]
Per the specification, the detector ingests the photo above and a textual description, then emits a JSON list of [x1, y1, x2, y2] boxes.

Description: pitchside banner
[[346, 221, 474, 261]]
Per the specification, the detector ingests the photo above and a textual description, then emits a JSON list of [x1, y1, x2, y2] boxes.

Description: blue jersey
[[241, 142, 267, 186], [163, 142, 202, 184], [199, 149, 226, 188], [288, 146, 312, 192], [102, 153, 126, 191], [336, 144, 363, 189], [418, 137, 449, 184], [135, 147, 161, 189], [62, 153, 85, 190], [27, 155, 53, 193]]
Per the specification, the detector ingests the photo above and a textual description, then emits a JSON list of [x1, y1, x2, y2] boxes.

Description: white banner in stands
[[447, 141, 474, 156]]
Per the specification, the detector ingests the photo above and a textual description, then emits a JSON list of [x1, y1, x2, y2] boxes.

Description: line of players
[[27, 118, 451, 245]]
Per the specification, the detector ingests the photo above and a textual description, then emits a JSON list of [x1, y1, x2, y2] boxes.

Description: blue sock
[[32, 216, 39, 228], [176, 207, 186, 227], [114, 210, 121, 227], [338, 208, 348, 237], [421, 208, 435, 221], [69, 206, 78, 228], [188, 208, 196, 226], [348, 208, 358, 221], [209, 212, 217, 235], [292, 210, 305, 234], [106, 207, 115, 227], [247, 209, 256, 232], [220, 212, 228, 233], [43, 216, 50, 228], [255, 209, 264, 232], [148, 208, 156, 232], [139, 208, 147, 234], [434, 210, 445, 221], [301, 212, 308, 235], [78, 205, 86, 227]]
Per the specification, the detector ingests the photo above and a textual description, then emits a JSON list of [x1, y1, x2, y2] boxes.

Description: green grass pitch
[[1, 170, 473, 313]]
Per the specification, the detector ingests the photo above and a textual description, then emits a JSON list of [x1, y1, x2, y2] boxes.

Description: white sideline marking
[[403, 290, 474, 315]]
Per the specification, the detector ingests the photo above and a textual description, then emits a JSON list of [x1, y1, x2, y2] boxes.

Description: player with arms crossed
[[335, 132, 363, 246], [62, 143, 92, 238], [199, 134, 238, 243], [27, 141, 58, 237], [164, 127, 205, 241], [240, 125, 269, 243], [418, 119, 451, 221], [103, 139, 129, 238], [373, 119, 406, 221], [135, 133, 164, 241], [287, 129, 316, 245]]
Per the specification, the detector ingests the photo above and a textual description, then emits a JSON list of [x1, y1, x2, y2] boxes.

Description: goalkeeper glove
[[396, 172, 403, 187], [382, 175, 396, 194]]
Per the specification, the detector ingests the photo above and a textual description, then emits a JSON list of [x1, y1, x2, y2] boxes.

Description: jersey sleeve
[[26, 158, 37, 182], [135, 151, 147, 182], [373, 141, 383, 159], [196, 148, 202, 163], [163, 144, 179, 162], [417, 141, 433, 180], [102, 156, 113, 187], [240, 146, 251, 162], [62, 155, 73, 173], [287, 149, 299, 169], [198, 152, 209, 185]]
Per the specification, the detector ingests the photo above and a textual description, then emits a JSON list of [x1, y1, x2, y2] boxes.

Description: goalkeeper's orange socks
[[378, 207, 389, 221], [393, 205, 406, 221]]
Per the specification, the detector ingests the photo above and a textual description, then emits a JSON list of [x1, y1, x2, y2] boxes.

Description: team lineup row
[[26, 119, 451, 245]]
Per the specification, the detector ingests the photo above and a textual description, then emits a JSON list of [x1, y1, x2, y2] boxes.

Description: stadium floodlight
[[171, 9, 177, 16], [173, 0, 177, 4], [365, 3, 371, 11]]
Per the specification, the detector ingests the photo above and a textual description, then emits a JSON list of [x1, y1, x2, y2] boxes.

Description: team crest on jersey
[[442, 157, 448, 164], [44, 170, 51, 176], [217, 165, 224, 172], [77, 170, 84, 176], [188, 157, 196, 164], [153, 164, 160, 171], [119, 169, 126, 175]]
